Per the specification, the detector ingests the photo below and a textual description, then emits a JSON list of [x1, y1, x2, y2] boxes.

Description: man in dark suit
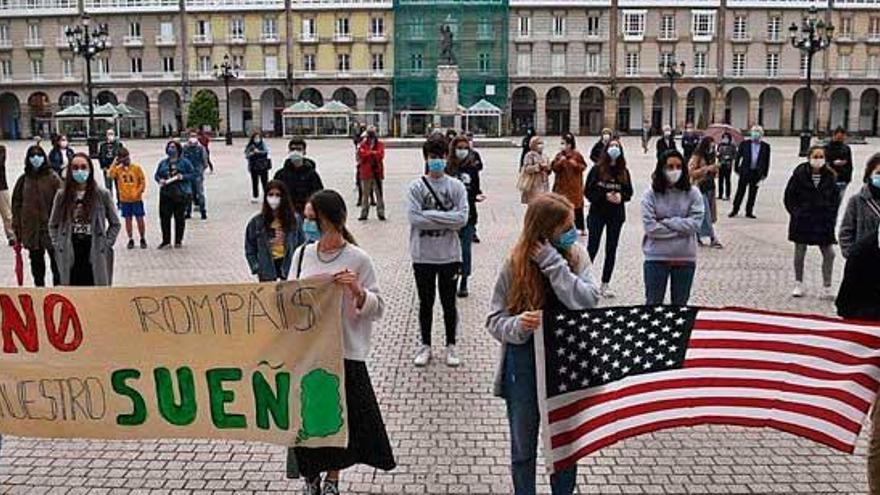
[[729, 125, 771, 219], [655, 125, 678, 160]]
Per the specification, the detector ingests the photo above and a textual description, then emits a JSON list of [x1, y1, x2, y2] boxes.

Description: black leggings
[[251, 169, 269, 199], [29, 247, 59, 287], [159, 194, 187, 245], [413, 263, 459, 346], [587, 214, 624, 284], [718, 165, 732, 199]]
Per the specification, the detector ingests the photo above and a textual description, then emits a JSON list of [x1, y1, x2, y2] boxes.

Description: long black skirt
[[288, 359, 396, 478]]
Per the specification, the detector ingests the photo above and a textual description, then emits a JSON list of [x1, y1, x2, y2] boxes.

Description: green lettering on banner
[[154, 367, 197, 426], [253, 371, 290, 430], [111, 369, 147, 426], [298, 368, 343, 441], [206, 368, 246, 429]]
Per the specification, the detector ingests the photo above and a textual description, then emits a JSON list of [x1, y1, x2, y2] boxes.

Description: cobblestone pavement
[[0, 136, 878, 495]]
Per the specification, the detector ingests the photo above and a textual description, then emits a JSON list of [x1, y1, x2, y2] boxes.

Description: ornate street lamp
[[659, 60, 686, 131], [790, 5, 834, 156], [214, 54, 240, 146], [65, 15, 109, 155]]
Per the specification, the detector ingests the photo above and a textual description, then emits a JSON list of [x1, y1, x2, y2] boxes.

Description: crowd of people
[[0, 121, 879, 495]]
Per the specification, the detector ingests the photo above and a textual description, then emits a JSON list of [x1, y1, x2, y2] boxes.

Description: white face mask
[[810, 158, 825, 169], [455, 149, 469, 160], [536, 144, 544, 152], [664, 131, 671, 137], [188, 137, 198, 145], [665, 169, 682, 184], [267, 196, 281, 210]]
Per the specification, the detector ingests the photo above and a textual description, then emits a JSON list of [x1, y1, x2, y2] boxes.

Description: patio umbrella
[[13, 243, 23, 286], [704, 124, 744, 145]]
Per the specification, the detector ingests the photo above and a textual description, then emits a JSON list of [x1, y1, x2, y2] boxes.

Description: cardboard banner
[[0, 279, 347, 449]]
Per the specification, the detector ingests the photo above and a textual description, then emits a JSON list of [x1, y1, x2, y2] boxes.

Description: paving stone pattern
[[0, 136, 877, 494]]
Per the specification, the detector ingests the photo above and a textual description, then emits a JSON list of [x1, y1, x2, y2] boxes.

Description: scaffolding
[[393, 0, 509, 123]]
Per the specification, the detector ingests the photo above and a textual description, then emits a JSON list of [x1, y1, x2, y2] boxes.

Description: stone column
[[847, 93, 861, 133], [149, 100, 161, 138], [569, 96, 580, 135], [605, 89, 618, 132], [749, 96, 761, 129], [19, 103, 31, 139], [781, 97, 793, 136], [712, 88, 726, 126], [676, 91, 688, 129], [816, 93, 829, 135], [252, 96, 263, 135], [536, 95, 547, 135]]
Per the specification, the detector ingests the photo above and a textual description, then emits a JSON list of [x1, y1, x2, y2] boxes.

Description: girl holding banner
[[288, 189, 395, 495], [486, 192, 600, 495]]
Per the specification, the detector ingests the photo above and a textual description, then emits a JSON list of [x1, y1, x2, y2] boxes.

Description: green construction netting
[[393, 0, 509, 112]]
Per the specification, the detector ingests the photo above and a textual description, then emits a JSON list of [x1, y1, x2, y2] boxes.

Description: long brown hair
[[506, 193, 581, 314], [262, 180, 296, 233], [446, 135, 470, 175], [58, 152, 97, 222], [309, 190, 357, 245], [596, 139, 629, 183]]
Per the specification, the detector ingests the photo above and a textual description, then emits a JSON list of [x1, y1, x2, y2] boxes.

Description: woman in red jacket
[[356, 126, 386, 221]]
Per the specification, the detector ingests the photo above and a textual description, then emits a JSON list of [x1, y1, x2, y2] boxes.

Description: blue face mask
[[302, 219, 320, 242], [166, 147, 177, 158], [871, 174, 880, 189], [72, 169, 90, 184], [607, 146, 621, 161], [427, 158, 446, 174], [552, 227, 579, 252], [29, 155, 44, 168]]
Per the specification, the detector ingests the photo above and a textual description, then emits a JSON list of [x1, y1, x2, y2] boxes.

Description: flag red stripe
[[549, 396, 860, 448], [551, 415, 855, 473], [548, 376, 869, 423], [693, 319, 880, 348], [683, 357, 880, 392], [711, 306, 880, 328], [688, 338, 880, 367]]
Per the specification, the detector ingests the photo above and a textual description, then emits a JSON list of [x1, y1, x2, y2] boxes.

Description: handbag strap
[[421, 176, 447, 212], [295, 243, 309, 279], [866, 198, 880, 220]]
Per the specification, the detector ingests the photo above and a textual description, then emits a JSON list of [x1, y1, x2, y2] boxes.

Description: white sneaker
[[600, 283, 616, 298], [821, 286, 836, 301], [791, 283, 805, 298], [446, 346, 461, 367], [413, 345, 431, 367]]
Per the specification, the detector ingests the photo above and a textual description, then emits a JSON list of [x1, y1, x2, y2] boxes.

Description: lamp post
[[790, 5, 833, 157], [214, 54, 240, 146], [65, 15, 109, 156], [659, 60, 686, 131]]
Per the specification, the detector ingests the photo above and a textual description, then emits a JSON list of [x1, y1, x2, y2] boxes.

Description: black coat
[[824, 141, 853, 184], [273, 158, 324, 212], [784, 163, 838, 245], [655, 137, 678, 160], [836, 232, 880, 321], [589, 140, 606, 164], [734, 140, 771, 180]]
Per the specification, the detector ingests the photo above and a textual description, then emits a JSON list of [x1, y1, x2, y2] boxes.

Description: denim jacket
[[244, 213, 305, 281]]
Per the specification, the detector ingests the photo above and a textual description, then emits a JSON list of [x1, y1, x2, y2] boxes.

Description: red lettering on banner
[[1, 293, 83, 354]]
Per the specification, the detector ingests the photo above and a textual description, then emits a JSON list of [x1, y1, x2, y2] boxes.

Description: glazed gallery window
[[691, 10, 715, 40], [622, 11, 646, 39]]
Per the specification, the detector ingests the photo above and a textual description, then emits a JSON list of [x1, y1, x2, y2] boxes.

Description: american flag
[[535, 305, 880, 473]]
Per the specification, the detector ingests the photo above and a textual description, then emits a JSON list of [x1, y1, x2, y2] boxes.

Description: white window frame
[[30, 58, 43, 79], [335, 17, 350, 37], [800, 52, 809, 78], [586, 15, 600, 38], [162, 56, 175, 73], [0, 59, 12, 80], [130, 56, 142, 74], [303, 53, 315, 72], [622, 10, 646, 41], [478, 52, 490, 73], [198, 55, 212, 74], [62, 58, 74, 78], [302, 18, 316, 40], [411, 52, 423, 71], [767, 16, 782, 42], [159, 21, 174, 42], [0, 25, 9, 43], [732, 52, 745, 77], [196, 19, 209, 36], [625, 52, 640, 76], [27, 24, 40, 43], [586, 52, 600, 75], [230, 18, 245, 41], [766, 52, 779, 77], [518, 16, 530, 37], [732, 16, 747, 41], [264, 55, 277, 77], [551, 52, 565, 76], [693, 51, 707, 76], [97, 57, 110, 77], [517, 51, 531, 76], [659, 15, 675, 41], [371, 17, 384, 37], [838, 53, 850, 76], [337, 53, 350, 72], [371, 52, 384, 72], [262, 17, 277, 40], [869, 54, 880, 76], [839, 17, 852, 39], [870, 18, 880, 40], [129, 21, 141, 38], [232, 54, 244, 71], [553, 16, 565, 37], [691, 10, 715, 42]]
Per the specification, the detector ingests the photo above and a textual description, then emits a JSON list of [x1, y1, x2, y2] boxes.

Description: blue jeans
[[186, 175, 206, 217], [503, 342, 577, 495], [643, 260, 696, 305], [699, 193, 716, 240], [459, 224, 475, 280]]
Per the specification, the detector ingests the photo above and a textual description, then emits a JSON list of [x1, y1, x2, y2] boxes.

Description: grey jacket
[[486, 244, 599, 397], [49, 186, 121, 286], [640, 186, 705, 263], [839, 184, 880, 259]]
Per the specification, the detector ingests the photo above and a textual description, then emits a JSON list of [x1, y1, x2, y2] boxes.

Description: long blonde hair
[[507, 193, 582, 314]]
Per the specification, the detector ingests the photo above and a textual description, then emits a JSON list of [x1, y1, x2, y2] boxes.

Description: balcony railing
[[728, 68, 827, 78], [291, 69, 390, 78], [123, 35, 144, 46], [731, 33, 751, 42], [585, 30, 605, 41], [300, 33, 318, 42], [0, 39, 12, 49], [622, 32, 645, 42], [332, 33, 353, 42], [24, 38, 44, 48], [192, 33, 213, 44], [618, 68, 719, 77], [155, 34, 176, 46], [867, 33, 880, 43], [97, 71, 183, 81], [84, 0, 179, 11], [295, 0, 392, 9], [830, 69, 880, 78], [367, 33, 387, 42], [226, 34, 247, 44], [186, 0, 284, 10], [657, 32, 678, 42], [0, 0, 77, 14], [56, 36, 71, 47], [260, 32, 280, 43]]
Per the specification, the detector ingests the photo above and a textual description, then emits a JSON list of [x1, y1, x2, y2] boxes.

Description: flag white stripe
[[698, 309, 880, 336], [690, 329, 880, 358], [546, 365, 875, 411], [549, 406, 857, 464], [684, 348, 880, 380], [549, 386, 866, 435]]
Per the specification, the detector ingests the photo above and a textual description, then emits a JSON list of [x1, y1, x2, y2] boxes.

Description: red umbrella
[[704, 124, 744, 146], [14, 243, 23, 286]]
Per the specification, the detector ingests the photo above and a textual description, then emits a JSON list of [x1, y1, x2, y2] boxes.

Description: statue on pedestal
[[439, 25, 455, 65]]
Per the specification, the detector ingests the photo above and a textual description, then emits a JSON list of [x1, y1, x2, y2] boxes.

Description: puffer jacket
[[783, 163, 839, 246], [11, 165, 63, 250]]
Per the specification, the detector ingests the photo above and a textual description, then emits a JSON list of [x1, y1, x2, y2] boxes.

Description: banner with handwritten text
[[0, 279, 347, 449]]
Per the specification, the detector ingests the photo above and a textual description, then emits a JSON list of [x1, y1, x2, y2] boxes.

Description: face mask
[[607, 147, 621, 161], [871, 174, 880, 189], [59, 140, 68, 149], [721, 138, 730, 144], [536, 144, 544, 152], [302, 219, 320, 242], [166, 147, 177, 158], [664, 131, 671, 137], [552, 227, 579, 252], [810, 158, 825, 169], [266, 196, 281, 210], [751, 132, 761, 141], [106, 134, 115, 141], [254, 137, 262, 144], [455, 149, 469, 160], [71, 169, 90, 184], [29, 155, 44, 168], [665, 169, 682, 184], [188, 137, 198, 145], [289, 151, 303, 163], [602, 134, 611, 143], [427, 158, 446, 174]]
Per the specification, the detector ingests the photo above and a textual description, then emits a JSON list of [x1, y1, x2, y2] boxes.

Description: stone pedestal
[[435, 65, 460, 115]]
